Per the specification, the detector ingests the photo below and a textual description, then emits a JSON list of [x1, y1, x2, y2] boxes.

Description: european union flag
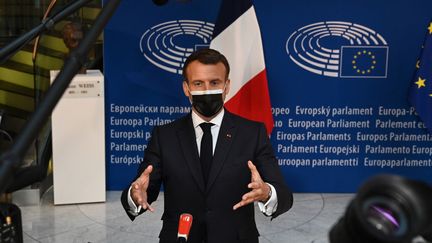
[[408, 21, 432, 133], [340, 46, 388, 78]]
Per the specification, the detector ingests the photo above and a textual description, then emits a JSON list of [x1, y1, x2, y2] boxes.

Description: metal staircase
[[0, 0, 102, 201]]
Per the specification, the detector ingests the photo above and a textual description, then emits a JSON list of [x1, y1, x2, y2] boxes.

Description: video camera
[[330, 174, 432, 243]]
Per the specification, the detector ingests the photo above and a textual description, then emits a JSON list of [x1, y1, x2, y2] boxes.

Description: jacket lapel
[[206, 111, 236, 193], [177, 114, 205, 193]]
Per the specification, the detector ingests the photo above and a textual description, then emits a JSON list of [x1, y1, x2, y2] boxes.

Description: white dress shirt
[[128, 109, 278, 216]]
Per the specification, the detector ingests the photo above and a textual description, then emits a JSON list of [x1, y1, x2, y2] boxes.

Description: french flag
[[210, 0, 274, 135]]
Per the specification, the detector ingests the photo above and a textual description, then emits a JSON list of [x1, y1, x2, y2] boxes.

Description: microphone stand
[[0, 0, 92, 64], [0, 0, 122, 194]]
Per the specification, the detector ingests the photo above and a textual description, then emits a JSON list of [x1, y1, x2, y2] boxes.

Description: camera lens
[[362, 197, 408, 238], [329, 174, 432, 243], [366, 205, 399, 235]]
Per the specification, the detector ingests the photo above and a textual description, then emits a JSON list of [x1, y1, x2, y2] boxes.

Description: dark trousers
[[158, 221, 259, 243], [159, 237, 259, 243]]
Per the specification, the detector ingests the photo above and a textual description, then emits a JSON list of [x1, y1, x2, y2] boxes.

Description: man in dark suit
[[121, 48, 293, 243]]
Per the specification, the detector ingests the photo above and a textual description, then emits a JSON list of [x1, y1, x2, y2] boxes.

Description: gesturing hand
[[131, 165, 154, 212], [233, 160, 271, 210]]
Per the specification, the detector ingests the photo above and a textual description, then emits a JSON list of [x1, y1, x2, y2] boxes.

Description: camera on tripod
[[330, 174, 432, 243]]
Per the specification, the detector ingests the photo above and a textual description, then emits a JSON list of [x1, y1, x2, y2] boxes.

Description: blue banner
[[104, 0, 432, 192], [409, 21, 432, 134]]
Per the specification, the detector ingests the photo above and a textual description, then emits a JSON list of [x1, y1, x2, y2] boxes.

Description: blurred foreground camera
[[330, 174, 432, 243]]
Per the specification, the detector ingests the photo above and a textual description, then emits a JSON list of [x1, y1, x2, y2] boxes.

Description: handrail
[[31, 0, 58, 169], [0, 0, 92, 65], [32, 0, 58, 62], [0, 0, 122, 194]]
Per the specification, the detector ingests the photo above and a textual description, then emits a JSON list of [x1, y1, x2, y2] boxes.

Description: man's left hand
[[233, 160, 271, 210]]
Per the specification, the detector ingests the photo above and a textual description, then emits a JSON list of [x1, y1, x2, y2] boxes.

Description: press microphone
[[177, 213, 193, 242], [152, 0, 168, 6]]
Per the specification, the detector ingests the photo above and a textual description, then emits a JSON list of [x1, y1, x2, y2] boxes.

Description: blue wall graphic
[[104, 0, 432, 192]]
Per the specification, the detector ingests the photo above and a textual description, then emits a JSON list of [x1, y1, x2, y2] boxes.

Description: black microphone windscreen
[[152, 0, 168, 6]]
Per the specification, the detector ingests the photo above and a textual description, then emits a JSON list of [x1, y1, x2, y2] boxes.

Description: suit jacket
[[121, 111, 293, 243]]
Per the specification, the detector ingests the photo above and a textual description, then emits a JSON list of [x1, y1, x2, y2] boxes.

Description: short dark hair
[[182, 48, 230, 82]]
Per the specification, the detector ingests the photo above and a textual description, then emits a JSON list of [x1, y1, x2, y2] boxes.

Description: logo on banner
[[286, 21, 389, 78], [139, 20, 215, 75]]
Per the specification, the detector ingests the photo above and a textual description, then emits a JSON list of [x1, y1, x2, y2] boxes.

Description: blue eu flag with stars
[[408, 21, 432, 134], [340, 46, 388, 78]]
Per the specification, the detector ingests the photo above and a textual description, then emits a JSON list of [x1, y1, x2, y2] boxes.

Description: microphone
[[152, 0, 168, 6], [177, 213, 193, 242]]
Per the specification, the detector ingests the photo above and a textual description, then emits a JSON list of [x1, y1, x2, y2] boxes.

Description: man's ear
[[182, 81, 190, 98], [224, 79, 231, 96]]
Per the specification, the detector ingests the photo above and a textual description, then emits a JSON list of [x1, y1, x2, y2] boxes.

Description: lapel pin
[[226, 134, 232, 138]]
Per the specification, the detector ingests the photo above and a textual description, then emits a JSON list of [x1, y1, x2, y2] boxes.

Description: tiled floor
[[15, 189, 428, 243]]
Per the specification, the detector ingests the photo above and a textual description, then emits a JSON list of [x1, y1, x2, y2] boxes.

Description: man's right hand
[[131, 165, 154, 212]]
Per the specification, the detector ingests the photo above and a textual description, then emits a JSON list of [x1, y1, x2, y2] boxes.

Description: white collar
[[192, 108, 225, 128]]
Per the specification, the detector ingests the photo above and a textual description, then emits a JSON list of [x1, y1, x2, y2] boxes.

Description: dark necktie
[[199, 122, 214, 185]]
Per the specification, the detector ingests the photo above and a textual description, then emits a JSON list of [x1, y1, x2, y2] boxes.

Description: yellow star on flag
[[429, 22, 432, 34], [415, 77, 426, 88]]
